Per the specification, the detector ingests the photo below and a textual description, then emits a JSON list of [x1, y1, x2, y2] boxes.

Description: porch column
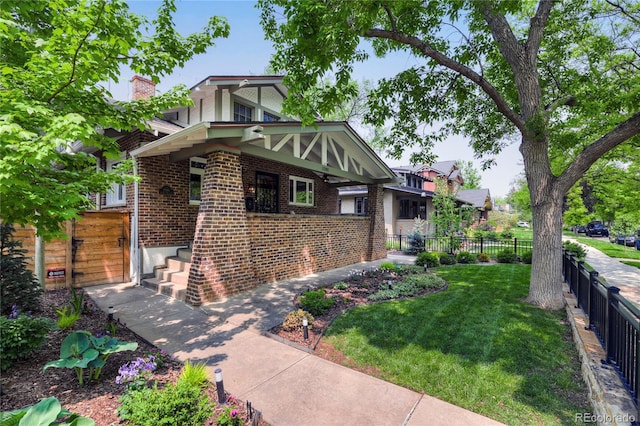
[[366, 184, 386, 261], [186, 148, 256, 306]]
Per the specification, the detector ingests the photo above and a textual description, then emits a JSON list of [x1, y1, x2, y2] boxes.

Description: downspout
[[130, 155, 140, 285]]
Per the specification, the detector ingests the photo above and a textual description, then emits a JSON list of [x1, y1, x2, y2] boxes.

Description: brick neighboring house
[[97, 75, 397, 306]]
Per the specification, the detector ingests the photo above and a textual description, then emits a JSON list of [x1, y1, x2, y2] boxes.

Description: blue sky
[[111, 0, 523, 197]]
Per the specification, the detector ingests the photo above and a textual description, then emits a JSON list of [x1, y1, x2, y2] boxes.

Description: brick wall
[[367, 184, 387, 261], [247, 213, 371, 284], [240, 155, 338, 215]]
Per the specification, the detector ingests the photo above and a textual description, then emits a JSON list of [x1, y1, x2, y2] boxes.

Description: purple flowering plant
[[115, 356, 157, 390], [216, 404, 244, 426]]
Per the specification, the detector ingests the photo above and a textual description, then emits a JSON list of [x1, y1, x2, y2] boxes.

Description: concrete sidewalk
[[85, 254, 503, 426]]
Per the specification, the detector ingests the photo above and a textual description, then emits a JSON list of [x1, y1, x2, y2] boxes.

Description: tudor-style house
[[97, 75, 397, 306]]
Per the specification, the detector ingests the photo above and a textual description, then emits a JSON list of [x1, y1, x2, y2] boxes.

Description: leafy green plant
[[415, 252, 440, 268], [0, 314, 54, 370], [477, 252, 491, 263], [56, 306, 81, 330], [500, 230, 514, 239], [496, 249, 518, 264], [485, 231, 499, 242], [333, 281, 348, 290], [521, 250, 533, 264], [369, 273, 446, 301], [116, 356, 157, 391], [216, 404, 244, 426], [0, 396, 95, 426], [563, 241, 586, 259], [68, 286, 85, 315], [379, 261, 396, 271], [438, 252, 457, 265], [179, 360, 209, 388], [0, 223, 43, 316], [299, 289, 335, 316], [103, 321, 117, 337], [43, 330, 138, 384], [118, 380, 213, 426], [282, 309, 314, 331], [456, 251, 477, 264]]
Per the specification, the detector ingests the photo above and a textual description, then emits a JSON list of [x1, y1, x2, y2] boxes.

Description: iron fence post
[[575, 261, 584, 308], [606, 286, 620, 360], [587, 270, 598, 327], [480, 237, 484, 254], [398, 233, 402, 252], [514, 237, 517, 255]]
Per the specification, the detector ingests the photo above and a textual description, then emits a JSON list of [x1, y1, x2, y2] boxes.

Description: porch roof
[[130, 121, 400, 185]]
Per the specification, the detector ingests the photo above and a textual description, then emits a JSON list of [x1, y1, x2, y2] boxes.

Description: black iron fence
[[563, 249, 639, 410], [386, 234, 533, 257]]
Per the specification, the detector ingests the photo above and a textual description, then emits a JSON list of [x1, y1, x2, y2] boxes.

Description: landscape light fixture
[[108, 306, 114, 322], [302, 316, 309, 340], [215, 368, 225, 404]]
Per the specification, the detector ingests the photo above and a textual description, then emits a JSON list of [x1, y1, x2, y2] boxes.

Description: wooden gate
[[10, 211, 129, 288], [71, 212, 129, 287]]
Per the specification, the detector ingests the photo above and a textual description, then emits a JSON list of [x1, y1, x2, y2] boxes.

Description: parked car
[[574, 225, 586, 234], [517, 221, 530, 228], [586, 222, 609, 237], [612, 234, 636, 246]]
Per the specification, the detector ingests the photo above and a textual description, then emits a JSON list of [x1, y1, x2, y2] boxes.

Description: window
[[355, 197, 368, 216], [189, 157, 206, 205], [234, 102, 253, 122], [263, 111, 280, 122], [399, 199, 425, 219], [289, 176, 314, 206], [106, 157, 126, 206]]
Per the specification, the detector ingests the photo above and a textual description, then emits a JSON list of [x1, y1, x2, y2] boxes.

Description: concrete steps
[[141, 249, 192, 301]]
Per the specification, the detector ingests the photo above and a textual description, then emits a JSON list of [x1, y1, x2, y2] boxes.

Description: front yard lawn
[[323, 264, 592, 425], [573, 237, 640, 260]]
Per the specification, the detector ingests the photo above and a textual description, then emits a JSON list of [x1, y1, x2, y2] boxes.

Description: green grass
[[621, 260, 640, 270], [510, 228, 533, 240], [573, 237, 640, 260], [324, 265, 591, 425]]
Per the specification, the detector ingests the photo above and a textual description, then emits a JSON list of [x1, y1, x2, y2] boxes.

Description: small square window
[[263, 111, 280, 122], [189, 157, 206, 205], [234, 102, 253, 122], [289, 176, 314, 206]]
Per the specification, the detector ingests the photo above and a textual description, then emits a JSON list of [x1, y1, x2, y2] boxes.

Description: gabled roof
[[456, 188, 492, 211], [189, 75, 287, 98], [131, 121, 399, 186]]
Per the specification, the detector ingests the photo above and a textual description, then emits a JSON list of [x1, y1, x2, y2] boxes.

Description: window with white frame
[[355, 197, 368, 216], [106, 157, 126, 206], [289, 176, 314, 206], [233, 102, 253, 122], [189, 157, 206, 205]]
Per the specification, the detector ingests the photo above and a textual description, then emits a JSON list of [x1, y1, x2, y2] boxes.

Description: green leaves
[[0, 0, 228, 239], [0, 396, 95, 426]]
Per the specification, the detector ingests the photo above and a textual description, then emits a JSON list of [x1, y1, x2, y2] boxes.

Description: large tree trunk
[[522, 135, 566, 310]]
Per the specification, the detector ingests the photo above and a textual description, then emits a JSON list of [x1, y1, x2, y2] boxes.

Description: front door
[[255, 172, 279, 213]]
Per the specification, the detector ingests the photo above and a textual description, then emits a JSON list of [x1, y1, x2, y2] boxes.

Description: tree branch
[[381, 3, 398, 32], [526, 0, 555, 64], [605, 0, 640, 25], [559, 111, 640, 191], [46, 1, 107, 103], [363, 28, 525, 132]]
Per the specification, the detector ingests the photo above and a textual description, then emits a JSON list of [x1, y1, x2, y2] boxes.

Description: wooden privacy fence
[[9, 211, 130, 289]]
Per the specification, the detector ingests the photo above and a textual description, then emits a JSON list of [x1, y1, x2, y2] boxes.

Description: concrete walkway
[[85, 254, 503, 426], [565, 237, 640, 307]]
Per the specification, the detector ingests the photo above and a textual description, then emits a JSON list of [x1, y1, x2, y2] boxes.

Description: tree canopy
[[0, 0, 229, 239], [259, 0, 640, 309]]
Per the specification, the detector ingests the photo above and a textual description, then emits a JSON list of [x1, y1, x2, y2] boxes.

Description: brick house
[[99, 75, 397, 306]]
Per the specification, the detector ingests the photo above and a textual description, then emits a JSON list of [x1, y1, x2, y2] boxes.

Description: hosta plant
[[0, 396, 95, 426], [43, 330, 137, 385]]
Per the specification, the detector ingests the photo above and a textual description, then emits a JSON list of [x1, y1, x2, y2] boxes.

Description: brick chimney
[[131, 75, 156, 100]]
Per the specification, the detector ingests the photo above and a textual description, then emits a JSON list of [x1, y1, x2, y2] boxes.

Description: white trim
[[189, 157, 207, 205], [289, 176, 314, 206], [105, 155, 126, 206]]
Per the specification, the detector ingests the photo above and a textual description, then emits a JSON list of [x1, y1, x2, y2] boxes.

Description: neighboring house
[[339, 166, 435, 236], [95, 75, 397, 306], [340, 162, 492, 236], [456, 188, 493, 224]]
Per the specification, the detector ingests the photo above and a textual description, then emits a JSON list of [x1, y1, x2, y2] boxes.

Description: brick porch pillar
[[366, 184, 387, 261], [186, 148, 256, 306]]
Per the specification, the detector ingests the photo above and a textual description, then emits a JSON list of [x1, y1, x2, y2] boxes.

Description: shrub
[[500, 230, 514, 239], [496, 249, 518, 263], [485, 231, 499, 241], [477, 252, 491, 263], [438, 252, 457, 265], [456, 251, 477, 264], [118, 380, 213, 426], [56, 306, 81, 330], [299, 289, 335, 316], [563, 241, 586, 259], [477, 221, 495, 232], [0, 314, 54, 370], [179, 360, 209, 388], [333, 281, 348, 290], [282, 309, 314, 331], [0, 396, 95, 426], [415, 252, 440, 268], [379, 261, 396, 272], [521, 250, 533, 264], [217, 405, 244, 426], [369, 274, 446, 301], [0, 223, 43, 315], [404, 232, 425, 254]]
